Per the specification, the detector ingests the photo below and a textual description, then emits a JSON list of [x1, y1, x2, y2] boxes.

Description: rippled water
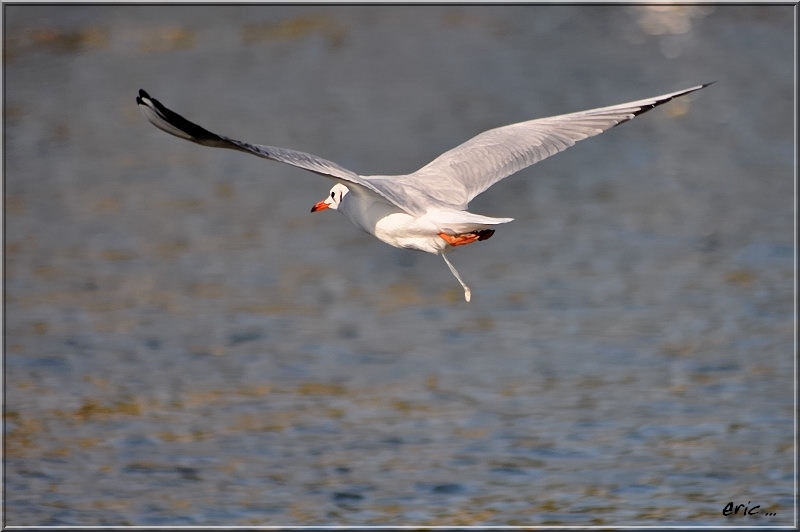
[[4, 4, 795, 527]]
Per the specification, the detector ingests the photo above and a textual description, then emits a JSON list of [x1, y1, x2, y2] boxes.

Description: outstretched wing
[[396, 83, 712, 210], [136, 89, 405, 209]]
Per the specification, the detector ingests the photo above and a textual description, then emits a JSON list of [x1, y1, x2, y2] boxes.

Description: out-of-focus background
[[4, 4, 794, 527]]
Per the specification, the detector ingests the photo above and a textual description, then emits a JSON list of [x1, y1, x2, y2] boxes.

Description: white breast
[[341, 194, 446, 254], [373, 212, 447, 253]]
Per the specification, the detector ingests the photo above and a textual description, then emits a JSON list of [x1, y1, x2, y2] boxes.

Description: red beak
[[310, 200, 329, 213]]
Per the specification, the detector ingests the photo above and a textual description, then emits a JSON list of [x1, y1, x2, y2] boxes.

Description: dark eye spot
[[331, 191, 335, 198]]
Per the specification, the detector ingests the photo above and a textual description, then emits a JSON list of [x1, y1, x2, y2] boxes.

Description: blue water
[[4, 4, 794, 527]]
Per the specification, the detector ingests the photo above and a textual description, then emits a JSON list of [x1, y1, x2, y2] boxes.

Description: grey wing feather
[[135, 89, 406, 210], [400, 83, 712, 210]]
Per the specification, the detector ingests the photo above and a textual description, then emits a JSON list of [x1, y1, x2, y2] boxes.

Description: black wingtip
[[624, 82, 713, 121], [136, 89, 150, 106], [135, 89, 226, 144]]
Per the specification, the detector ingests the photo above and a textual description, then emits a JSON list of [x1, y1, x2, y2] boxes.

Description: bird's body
[[136, 83, 711, 301], [336, 187, 442, 253], [333, 185, 509, 254], [372, 211, 447, 255]]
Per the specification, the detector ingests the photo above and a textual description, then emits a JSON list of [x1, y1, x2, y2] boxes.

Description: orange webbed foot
[[438, 229, 495, 246]]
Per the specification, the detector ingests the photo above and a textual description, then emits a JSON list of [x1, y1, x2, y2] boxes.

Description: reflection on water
[[631, 6, 715, 36], [5, 4, 794, 527]]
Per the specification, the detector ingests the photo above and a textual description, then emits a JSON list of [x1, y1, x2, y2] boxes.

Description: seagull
[[136, 83, 711, 302]]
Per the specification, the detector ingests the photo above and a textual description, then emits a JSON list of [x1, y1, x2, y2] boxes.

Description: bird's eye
[[331, 191, 336, 199]]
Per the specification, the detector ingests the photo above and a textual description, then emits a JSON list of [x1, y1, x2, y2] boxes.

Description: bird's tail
[[427, 210, 513, 235]]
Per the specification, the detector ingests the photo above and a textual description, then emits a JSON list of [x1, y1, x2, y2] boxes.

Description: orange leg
[[439, 232, 479, 246], [438, 229, 495, 247]]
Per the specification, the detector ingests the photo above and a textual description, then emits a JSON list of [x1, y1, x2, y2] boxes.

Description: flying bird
[[136, 83, 711, 301]]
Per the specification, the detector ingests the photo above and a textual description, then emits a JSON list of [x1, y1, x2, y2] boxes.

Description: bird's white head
[[311, 183, 350, 213]]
